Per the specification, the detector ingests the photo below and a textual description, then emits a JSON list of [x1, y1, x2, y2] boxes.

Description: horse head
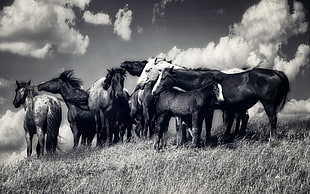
[[152, 67, 176, 96], [13, 80, 33, 108], [120, 60, 147, 76], [104, 68, 126, 98], [38, 70, 89, 108]]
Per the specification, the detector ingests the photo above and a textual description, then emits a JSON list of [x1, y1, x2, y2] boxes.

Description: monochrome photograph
[[0, 0, 309, 193]]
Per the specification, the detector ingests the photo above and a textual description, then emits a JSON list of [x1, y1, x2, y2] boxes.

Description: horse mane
[[59, 70, 83, 89], [102, 68, 126, 90]]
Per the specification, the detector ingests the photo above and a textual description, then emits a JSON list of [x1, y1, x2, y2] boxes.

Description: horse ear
[[16, 80, 20, 88], [27, 80, 31, 85]]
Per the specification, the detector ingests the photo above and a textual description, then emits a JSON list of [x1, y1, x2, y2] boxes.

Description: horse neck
[[24, 89, 37, 111], [59, 83, 88, 108]]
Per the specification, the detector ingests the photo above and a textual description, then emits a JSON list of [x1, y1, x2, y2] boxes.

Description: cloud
[[113, 4, 133, 41], [137, 25, 144, 34], [158, 0, 309, 80], [152, 0, 185, 24], [0, 0, 90, 58], [0, 96, 7, 105], [248, 98, 310, 119], [0, 109, 26, 152], [83, 10, 112, 25], [274, 44, 310, 80], [281, 98, 310, 115], [0, 77, 13, 88]]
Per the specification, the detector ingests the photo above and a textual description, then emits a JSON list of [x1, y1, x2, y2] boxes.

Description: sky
[[0, 0, 309, 156]]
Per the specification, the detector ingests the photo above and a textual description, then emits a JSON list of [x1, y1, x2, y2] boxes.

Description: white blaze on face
[[217, 83, 224, 102]]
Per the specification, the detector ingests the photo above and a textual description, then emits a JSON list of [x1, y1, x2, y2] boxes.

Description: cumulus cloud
[[248, 98, 310, 119], [152, 0, 185, 23], [83, 10, 112, 25], [113, 4, 133, 41], [158, 0, 309, 80], [0, 96, 7, 105], [274, 44, 310, 80], [281, 98, 310, 115], [0, 0, 90, 58], [0, 109, 26, 152], [0, 77, 13, 88]]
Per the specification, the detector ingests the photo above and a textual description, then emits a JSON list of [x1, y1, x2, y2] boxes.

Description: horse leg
[[46, 132, 52, 154], [191, 112, 201, 147], [70, 122, 79, 148], [36, 127, 45, 157], [81, 135, 86, 146], [154, 114, 166, 150], [205, 110, 214, 144], [106, 117, 114, 146], [25, 132, 33, 157], [143, 109, 150, 138], [126, 119, 133, 142], [224, 111, 234, 136], [261, 102, 277, 140], [175, 117, 183, 146], [239, 112, 249, 136], [234, 113, 241, 135]]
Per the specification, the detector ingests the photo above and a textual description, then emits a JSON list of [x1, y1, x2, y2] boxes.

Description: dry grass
[[0, 118, 309, 193]]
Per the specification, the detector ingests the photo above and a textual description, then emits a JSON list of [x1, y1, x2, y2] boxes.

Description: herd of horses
[[13, 57, 290, 157]]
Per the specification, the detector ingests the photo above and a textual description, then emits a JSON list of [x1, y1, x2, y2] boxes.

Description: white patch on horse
[[221, 67, 254, 74], [172, 87, 186, 92], [138, 89, 143, 105], [217, 83, 224, 102], [151, 70, 163, 95]]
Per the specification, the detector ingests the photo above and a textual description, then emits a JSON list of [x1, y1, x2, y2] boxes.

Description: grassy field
[[0, 118, 309, 193]]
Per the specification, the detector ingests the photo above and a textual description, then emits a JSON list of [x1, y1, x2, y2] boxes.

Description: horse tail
[[46, 103, 62, 153], [274, 70, 290, 112]]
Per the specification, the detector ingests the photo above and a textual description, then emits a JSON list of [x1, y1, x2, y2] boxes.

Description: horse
[[127, 57, 245, 138], [136, 80, 157, 138], [153, 67, 290, 141], [121, 60, 148, 76], [129, 88, 144, 137], [13, 80, 62, 157], [88, 68, 132, 145], [38, 70, 96, 148], [153, 76, 224, 149]]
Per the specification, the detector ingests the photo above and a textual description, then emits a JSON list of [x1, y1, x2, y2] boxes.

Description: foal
[[153, 79, 224, 150]]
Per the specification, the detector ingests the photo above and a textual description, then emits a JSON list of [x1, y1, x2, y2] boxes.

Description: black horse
[[38, 70, 96, 148], [121, 60, 148, 76], [153, 77, 224, 149], [154, 67, 289, 141]]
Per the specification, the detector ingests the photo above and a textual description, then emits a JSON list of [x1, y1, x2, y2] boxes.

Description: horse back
[[25, 95, 61, 134]]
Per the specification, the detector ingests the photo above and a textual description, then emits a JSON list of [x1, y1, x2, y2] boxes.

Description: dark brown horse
[[153, 67, 290, 141], [153, 78, 224, 149], [38, 70, 96, 148], [13, 81, 62, 157]]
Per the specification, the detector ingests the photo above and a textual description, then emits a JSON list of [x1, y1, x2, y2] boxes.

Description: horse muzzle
[[13, 100, 21, 108]]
